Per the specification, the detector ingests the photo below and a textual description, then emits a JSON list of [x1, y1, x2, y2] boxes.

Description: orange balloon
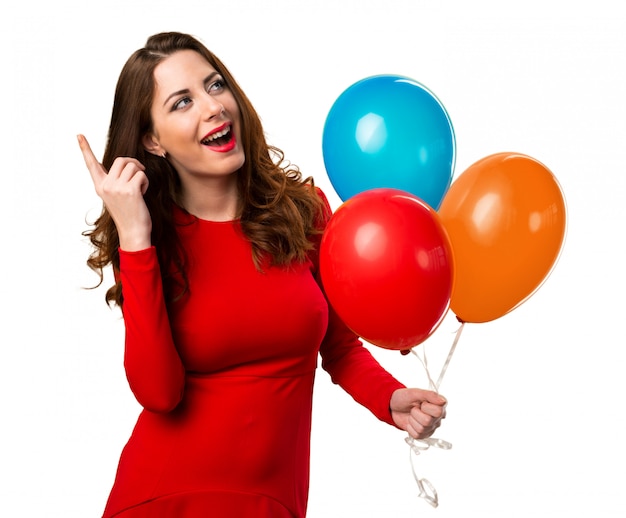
[[438, 153, 567, 323]]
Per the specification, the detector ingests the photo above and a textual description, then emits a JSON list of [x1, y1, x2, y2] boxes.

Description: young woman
[[79, 31, 447, 518]]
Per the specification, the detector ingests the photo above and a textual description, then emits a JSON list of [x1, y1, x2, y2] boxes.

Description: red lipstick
[[201, 123, 236, 152]]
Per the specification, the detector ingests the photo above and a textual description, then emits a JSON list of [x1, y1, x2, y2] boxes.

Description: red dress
[[102, 197, 405, 517]]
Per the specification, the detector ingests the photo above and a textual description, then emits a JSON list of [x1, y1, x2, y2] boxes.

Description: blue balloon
[[322, 75, 456, 209]]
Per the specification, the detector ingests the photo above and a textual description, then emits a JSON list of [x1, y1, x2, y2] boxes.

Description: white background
[[1, 0, 624, 516]]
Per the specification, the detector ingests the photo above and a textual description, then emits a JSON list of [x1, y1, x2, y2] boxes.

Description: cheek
[[160, 119, 198, 149], [233, 109, 244, 142], [225, 95, 243, 125]]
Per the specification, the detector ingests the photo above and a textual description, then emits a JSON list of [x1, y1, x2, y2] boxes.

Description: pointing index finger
[[77, 134, 106, 184]]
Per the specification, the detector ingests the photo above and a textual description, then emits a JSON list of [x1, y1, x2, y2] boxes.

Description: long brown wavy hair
[[84, 32, 325, 307]]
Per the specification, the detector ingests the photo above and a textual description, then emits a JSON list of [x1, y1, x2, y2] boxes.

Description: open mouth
[[201, 125, 234, 147]]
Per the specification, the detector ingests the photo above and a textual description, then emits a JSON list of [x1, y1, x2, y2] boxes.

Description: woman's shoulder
[[313, 186, 333, 228]]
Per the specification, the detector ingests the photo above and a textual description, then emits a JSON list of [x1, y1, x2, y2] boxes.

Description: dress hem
[[105, 487, 298, 517]]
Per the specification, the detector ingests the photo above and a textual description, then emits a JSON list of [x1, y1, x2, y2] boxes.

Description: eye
[[207, 78, 226, 93], [172, 96, 192, 110]]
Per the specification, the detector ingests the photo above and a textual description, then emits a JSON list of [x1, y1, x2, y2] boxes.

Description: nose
[[199, 93, 225, 120]]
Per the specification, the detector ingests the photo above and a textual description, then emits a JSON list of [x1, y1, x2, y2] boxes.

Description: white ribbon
[[404, 322, 465, 507], [405, 436, 453, 507]]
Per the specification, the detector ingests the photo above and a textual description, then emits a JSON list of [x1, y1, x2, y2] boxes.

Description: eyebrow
[[162, 71, 221, 107]]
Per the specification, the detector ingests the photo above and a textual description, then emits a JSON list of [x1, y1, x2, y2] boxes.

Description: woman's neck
[[179, 174, 240, 222]]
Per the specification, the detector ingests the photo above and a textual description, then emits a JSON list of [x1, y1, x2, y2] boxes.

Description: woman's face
[[145, 50, 245, 183]]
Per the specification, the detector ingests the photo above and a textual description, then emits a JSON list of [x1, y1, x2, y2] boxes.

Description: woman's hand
[[78, 134, 152, 251], [390, 388, 447, 440]]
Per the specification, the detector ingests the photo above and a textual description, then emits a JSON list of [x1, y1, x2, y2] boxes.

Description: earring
[[161, 151, 167, 159]]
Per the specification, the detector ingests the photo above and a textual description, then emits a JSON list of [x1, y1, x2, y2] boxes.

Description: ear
[[142, 133, 166, 157]]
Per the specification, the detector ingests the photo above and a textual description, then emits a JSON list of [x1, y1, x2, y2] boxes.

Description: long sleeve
[[313, 189, 405, 426], [118, 247, 186, 413], [319, 303, 405, 426]]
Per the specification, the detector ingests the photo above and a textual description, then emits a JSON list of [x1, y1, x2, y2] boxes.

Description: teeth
[[202, 126, 230, 144]]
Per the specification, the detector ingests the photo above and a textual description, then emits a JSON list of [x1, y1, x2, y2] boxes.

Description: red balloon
[[320, 188, 454, 350]]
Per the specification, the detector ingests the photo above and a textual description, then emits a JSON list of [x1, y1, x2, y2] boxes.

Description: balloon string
[[435, 321, 465, 391], [404, 320, 465, 507], [408, 320, 465, 393], [404, 436, 452, 508], [410, 346, 437, 392]]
